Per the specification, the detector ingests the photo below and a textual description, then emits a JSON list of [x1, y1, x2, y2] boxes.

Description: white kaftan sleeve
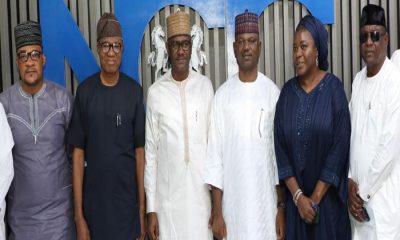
[[144, 89, 159, 213], [359, 80, 400, 202], [0, 152, 13, 206], [391, 50, 400, 69], [0, 103, 14, 219], [205, 95, 224, 190], [205, 80, 214, 142], [348, 88, 355, 180]]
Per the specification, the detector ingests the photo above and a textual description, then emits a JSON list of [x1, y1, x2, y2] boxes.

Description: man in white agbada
[[348, 4, 400, 240], [0, 103, 14, 240], [206, 10, 285, 240], [145, 9, 214, 240]]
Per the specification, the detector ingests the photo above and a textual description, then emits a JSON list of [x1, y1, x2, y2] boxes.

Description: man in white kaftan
[[205, 10, 285, 240], [206, 72, 280, 240], [145, 9, 214, 240], [348, 4, 400, 240], [0, 103, 14, 240]]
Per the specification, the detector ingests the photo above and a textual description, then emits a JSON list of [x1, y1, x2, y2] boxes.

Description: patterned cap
[[14, 21, 42, 50], [235, 9, 259, 35], [97, 12, 122, 41], [167, 9, 191, 39], [360, 4, 386, 29]]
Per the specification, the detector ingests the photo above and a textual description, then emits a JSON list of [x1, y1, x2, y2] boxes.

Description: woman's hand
[[297, 194, 316, 224]]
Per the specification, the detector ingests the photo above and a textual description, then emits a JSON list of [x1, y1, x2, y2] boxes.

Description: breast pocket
[[188, 108, 207, 144], [366, 102, 383, 144], [115, 112, 134, 149], [257, 108, 274, 142]]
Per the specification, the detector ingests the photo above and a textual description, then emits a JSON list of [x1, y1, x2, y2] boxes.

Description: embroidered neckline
[[18, 82, 47, 99]]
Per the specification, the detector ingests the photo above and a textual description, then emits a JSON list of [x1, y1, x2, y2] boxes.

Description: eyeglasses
[[169, 40, 191, 52], [17, 50, 42, 63], [99, 42, 122, 54], [360, 31, 385, 44]]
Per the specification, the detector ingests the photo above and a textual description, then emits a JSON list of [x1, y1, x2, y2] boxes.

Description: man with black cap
[[205, 10, 285, 240], [0, 21, 75, 239], [144, 9, 214, 240], [69, 13, 146, 240], [348, 4, 400, 239]]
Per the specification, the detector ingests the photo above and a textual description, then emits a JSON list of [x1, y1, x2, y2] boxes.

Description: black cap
[[360, 4, 386, 29], [14, 21, 42, 50]]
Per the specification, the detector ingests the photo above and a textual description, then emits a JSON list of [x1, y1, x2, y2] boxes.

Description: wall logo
[[40, 0, 333, 86], [147, 25, 168, 79]]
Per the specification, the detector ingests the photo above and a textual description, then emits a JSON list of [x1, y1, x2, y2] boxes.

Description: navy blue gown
[[274, 73, 351, 240]]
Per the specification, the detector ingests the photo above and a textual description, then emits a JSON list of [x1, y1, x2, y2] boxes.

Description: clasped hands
[[297, 194, 319, 224]]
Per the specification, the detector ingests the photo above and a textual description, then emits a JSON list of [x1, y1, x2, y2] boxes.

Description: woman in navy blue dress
[[274, 15, 351, 239]]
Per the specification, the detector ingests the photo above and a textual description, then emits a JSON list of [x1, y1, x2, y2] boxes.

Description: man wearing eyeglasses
[[348, 4, 400, 239], [144, 9, 214, 240], [0, 21, 75, 239], [69, 13, 146, 240]]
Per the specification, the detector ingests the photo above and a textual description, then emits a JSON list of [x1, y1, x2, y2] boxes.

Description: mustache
[[241, 49, 252, 56], [241, 53, 252, 58], [24, 68, 37, 73]]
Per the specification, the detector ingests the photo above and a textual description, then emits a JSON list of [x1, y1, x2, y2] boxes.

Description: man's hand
[[211, 211, 227, 240], [275, 208, 285, 240], [135, 147, 146, 240], [136, 231, 146, 240], [147, 212, 159, 240], [136, 206, 146, 240], [297, 194, 316, 224], [72, 148, 88, 239], [348, 178, 364, 222], [75, 217, 90, 240], [136, 216, 146, 240], [208, 207, 214, 228]]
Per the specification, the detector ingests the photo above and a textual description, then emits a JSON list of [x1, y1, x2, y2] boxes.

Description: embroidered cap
[[235, 9, 259, 35], [14, 21, 42, 50], [167, 9, 191, 39], [97, 12, 122, 41]]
